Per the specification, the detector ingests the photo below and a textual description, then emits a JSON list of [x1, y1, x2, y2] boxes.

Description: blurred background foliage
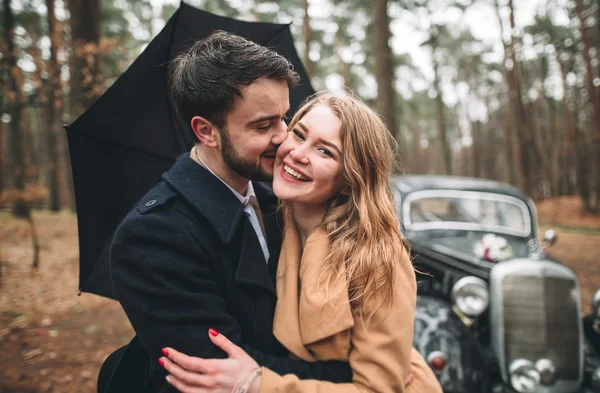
[[1, 0, 600, 219]]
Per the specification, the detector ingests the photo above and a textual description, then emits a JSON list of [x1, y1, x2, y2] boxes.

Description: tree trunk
[[67, 0, 102, 120], [485, 122, 498, 180], [543, 79, 559, 197], [506, 0, 531, 195], [410, 103, 422, 173], [555, 49, 579, 197], [493, 0, 520, 188], [596, 0, 600, 89], [430, 35, 451, 175], [27, 215, 41, 269], [372, 0, 399, 145], [46, 0, 62, 211], [0, 103, 4, 194], [336, 34, 349, 89], [4, 0, 29, 218], [302, 0, 313, 78], [571, 83, 592, 211], [575, 0, 600, 212], [472, 120, 482, 178]]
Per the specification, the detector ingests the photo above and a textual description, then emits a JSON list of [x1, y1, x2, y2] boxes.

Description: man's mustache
[[262, 146, 279, 156]]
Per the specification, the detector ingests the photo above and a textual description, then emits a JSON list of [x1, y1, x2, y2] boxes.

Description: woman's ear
[[191, 116, 220, 148]]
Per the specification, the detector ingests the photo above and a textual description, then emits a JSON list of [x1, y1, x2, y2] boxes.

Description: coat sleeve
[[110, 209, 352, 391], [259, 251, 441, 393]]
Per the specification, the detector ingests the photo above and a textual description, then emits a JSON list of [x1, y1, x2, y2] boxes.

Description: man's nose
[[271, 121, 287, 145]]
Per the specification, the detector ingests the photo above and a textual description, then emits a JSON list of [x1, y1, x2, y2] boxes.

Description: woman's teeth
[[283, 165, 309, 181]]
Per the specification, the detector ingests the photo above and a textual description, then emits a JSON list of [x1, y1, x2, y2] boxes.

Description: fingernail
[[166, 375, 172, 384], [209, 328, 218, 337], [162, 348, 169, 356], [158, 358, 165, 367]]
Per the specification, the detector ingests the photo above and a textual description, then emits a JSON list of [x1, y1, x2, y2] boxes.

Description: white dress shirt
[[194, 149, 270, 263]]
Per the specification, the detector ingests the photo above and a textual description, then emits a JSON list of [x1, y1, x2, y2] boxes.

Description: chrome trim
[[592, 289, 600, 319], [509, 359, 541, 393], [402, 190, 532, 237], [490, 259, 583, 393], [535, 358, 556, 385], [542, 229, 557, 247]]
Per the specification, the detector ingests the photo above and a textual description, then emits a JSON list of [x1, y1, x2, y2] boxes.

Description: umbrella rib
[[259, 23, 290, 48], [65, 126, 177, 163]]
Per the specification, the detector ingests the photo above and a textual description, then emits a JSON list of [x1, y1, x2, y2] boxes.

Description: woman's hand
[[159, 329, 260, 393]]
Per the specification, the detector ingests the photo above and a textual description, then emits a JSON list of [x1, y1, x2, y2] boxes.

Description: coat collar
[[162, 153, 277, 244], [273, 223, 354, 361], [162, 153, 278, 296]]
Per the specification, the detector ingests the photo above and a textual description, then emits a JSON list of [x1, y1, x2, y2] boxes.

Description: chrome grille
[[502, 276, 579, 379], [490, 259, 583, 392]]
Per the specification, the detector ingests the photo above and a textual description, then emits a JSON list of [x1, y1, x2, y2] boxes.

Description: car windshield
[[403, 190, 531, 237]]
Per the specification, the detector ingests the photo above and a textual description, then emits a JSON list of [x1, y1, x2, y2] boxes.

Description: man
[[104, 31, 429, 393]]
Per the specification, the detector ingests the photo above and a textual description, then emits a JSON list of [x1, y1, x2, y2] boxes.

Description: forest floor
[[1, 196, 599, 393]]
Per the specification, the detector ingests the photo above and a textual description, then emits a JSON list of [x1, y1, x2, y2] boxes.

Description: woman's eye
[[318, 148, 333, 158], [292, 129, 305, 140]]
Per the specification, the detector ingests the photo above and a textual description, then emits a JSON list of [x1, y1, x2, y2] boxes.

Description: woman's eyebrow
[[297, 121, 342, 155]]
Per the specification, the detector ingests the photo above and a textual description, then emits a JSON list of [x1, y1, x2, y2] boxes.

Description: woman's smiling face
[[273, 104, 344, 207]]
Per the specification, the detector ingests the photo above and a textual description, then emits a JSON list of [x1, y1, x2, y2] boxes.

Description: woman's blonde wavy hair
[[282, 91, 410, 320]]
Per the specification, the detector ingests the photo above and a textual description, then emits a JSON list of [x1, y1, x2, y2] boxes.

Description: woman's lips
[[280, 164, 310, 183]]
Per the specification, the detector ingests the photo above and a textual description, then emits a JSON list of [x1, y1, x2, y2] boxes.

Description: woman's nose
[[289, 146, 309, 164]]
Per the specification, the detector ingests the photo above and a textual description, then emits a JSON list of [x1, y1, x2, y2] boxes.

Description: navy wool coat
[[109, 153, 351, 393]]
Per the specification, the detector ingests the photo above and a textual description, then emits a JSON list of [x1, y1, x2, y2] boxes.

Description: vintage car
[[391, 175, 600, 393]]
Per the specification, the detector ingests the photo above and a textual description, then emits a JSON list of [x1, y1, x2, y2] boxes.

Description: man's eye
[[257, 124, 271, 131]]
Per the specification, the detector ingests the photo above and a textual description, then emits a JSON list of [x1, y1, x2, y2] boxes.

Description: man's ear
[[191, 116, 220, 148]]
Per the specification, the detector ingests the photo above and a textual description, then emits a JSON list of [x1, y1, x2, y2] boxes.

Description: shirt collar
[[194, 147, 255, 207]]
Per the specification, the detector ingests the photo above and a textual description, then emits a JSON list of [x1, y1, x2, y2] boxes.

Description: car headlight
[[451, 276, 489, 317], [509, 359, 541, 393]]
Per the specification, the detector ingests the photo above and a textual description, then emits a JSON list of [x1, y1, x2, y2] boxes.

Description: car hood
[[408, 233, 532, 263]]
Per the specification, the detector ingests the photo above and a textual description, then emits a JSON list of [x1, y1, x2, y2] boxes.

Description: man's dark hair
[[169, 30, 300, 142]]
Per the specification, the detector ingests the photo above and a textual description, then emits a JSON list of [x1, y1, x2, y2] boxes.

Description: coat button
[[145, 200, 157, 207]]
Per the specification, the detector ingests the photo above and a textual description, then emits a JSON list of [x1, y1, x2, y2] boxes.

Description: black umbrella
[[66, 2, 314, 299]]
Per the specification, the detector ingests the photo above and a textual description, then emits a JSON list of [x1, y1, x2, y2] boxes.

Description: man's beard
[[220, 127, 275, 182]]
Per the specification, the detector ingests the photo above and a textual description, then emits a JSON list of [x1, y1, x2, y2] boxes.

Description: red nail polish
[[209, 328, 218, 337], [162, 348, 169, 356], [158, 358, 165, 367]]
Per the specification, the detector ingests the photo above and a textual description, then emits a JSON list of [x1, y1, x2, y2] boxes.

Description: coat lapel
[[235, 217, 275, 296], [298, 228, 354, 345], [162, 154, 275, 296], [273, 224, 354, 361], [162, 153, 244, 244], [253, 182, 283, 281], [273, 224, 315, 361]]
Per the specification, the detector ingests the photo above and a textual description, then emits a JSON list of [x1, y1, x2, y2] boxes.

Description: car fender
[[414, 295, 492, 393]]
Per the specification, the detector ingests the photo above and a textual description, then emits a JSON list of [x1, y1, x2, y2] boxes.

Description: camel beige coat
[[260, 225, 442, 393]]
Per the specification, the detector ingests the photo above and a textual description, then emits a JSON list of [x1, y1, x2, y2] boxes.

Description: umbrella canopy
[[66, 2, 314, 299]]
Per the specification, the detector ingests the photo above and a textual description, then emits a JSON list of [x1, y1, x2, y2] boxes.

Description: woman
[[159, 92, 442, 393]]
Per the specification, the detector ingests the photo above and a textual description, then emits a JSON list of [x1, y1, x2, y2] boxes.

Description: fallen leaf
[[22, 348, 43, 361]]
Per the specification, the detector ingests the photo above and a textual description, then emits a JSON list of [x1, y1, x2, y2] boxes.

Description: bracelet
[[233, 367, 262, 393]]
